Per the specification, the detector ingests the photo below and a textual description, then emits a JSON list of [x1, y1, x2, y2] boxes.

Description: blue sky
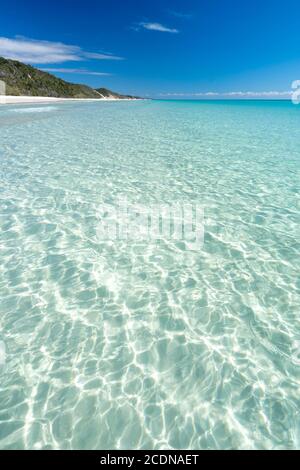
[[1, 0, 300, 98]]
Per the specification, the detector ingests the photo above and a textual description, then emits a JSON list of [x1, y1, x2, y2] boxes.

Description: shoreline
[[0, 95, 143, 105]]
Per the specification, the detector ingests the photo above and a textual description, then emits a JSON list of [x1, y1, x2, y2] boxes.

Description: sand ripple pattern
[[0, 100, 299, 449]]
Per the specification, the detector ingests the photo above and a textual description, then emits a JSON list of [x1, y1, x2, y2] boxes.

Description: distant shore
[[1, 95, 143, 105]]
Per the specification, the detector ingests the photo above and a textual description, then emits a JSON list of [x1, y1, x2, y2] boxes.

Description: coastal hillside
[[0, 56, 135, 99], [96, 87, 138, 100]]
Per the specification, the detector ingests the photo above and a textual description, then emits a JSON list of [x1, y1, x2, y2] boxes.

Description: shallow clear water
[[0, 99, 299, 450]]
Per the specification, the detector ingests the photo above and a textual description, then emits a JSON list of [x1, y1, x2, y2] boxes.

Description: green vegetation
[[0, 56, 135, 99]]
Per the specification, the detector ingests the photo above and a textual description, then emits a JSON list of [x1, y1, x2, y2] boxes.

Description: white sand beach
[[1, 95, 140, 104]]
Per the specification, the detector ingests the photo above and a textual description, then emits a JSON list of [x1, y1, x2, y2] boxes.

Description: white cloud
[[139, 23, 179, 33], [159, 91, 292, 98], [84, 52, 123, 60], [41, 68, 112, 76], [0, 36, 124, 64], [224, 91, 291, 97]]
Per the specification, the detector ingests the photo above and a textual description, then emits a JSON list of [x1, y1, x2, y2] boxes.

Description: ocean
[[0, 99, 299, 449]]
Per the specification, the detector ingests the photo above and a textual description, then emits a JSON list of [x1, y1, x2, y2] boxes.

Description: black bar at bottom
[[0, 449, 292, 464]]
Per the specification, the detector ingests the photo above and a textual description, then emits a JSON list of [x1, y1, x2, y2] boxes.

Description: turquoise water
[[0, 99, 299, 450]]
